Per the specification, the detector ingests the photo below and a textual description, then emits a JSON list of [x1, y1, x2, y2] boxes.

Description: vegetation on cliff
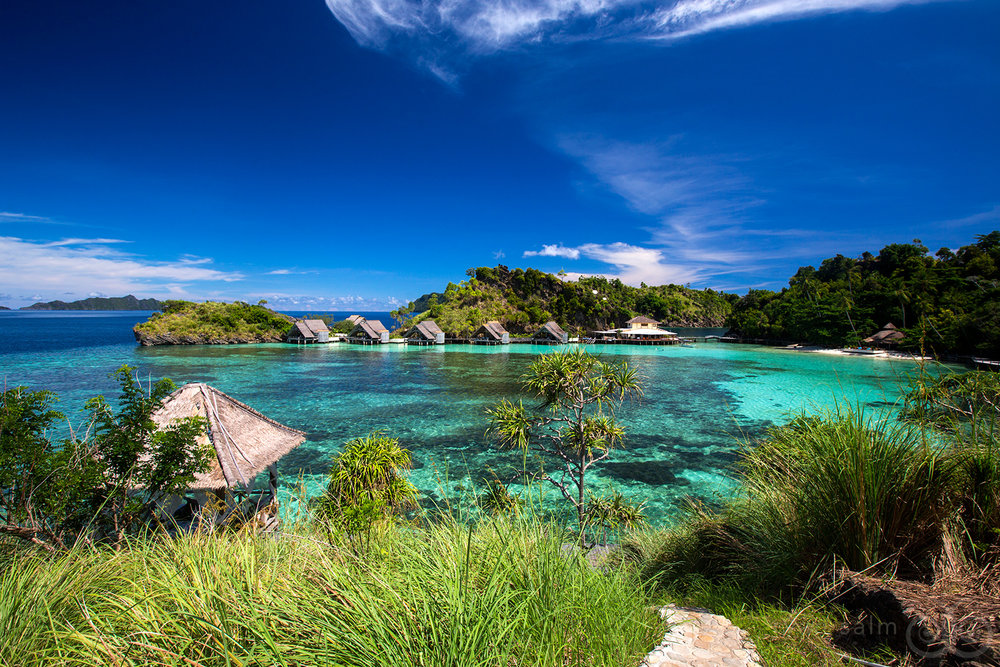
[[21, 294, 163, 311], [726, 231, 1000, 357], [393, 265, 736, 336], [133, 300, 293, 345]]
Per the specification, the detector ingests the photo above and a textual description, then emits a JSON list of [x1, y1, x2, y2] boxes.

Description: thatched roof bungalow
[[151, 383, 306, 493], [627, 316, 660, 330], [863, 322, 905, 348], [348, 318, 389, 344], [405, 320, 445, 345], [287, 319, 330, 344], [474, 321, 509, 345], [532, 321, 568, 344]]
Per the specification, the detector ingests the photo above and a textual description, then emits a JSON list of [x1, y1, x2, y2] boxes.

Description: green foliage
[[134, 300, 294, 343], [629, 409, 959, 591], [0, 517, 661, 666], [583, 489, 647, 545], [487, 349, 642, 544], [400, 264, 735, 336], [322, 431, 418, 529], [726, 231, 1000, 355], [330, 318, 356, 334], [0, 366, 209, 548], [477, 472, 524, 517]]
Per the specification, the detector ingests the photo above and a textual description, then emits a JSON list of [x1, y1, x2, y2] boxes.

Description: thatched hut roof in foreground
[[863, 322, 905, 346], [151, 383, 306, 491], [533, 321, 568, 343]]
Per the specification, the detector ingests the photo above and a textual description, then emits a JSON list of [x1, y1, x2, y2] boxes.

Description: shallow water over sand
[[0, 312, 946, 523]]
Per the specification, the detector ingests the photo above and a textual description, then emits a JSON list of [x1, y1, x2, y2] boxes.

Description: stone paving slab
[[642, 604, 764, 667]]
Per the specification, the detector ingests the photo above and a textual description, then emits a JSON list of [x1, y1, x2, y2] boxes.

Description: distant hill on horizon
[[20, 295, 163, 311], [0, 305, 10, 311]]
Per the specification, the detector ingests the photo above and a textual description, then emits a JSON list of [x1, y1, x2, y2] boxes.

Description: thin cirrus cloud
[[325, 0, 947, 78], [0, 236, 244, 302]]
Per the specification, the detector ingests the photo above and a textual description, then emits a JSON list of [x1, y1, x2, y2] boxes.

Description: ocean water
[[0, 311, 950, 524]]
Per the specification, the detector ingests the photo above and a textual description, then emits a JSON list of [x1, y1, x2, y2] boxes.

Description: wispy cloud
[[939, 204, 1000, 229], [325, 0, 946, 78], [0, 236, 244, 303], [523, 243, 581, 259], [0, 211, 57, 223], [251, 293, 405, 310]]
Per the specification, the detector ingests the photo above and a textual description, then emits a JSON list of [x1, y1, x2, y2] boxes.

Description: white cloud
[[523, 243, 582, 259], [0, 237, 244, 303], [0, 211, 56, 223], [939, 204, 1000, 229], [267, 269, 293, 275], [324, 0, 947, 78]]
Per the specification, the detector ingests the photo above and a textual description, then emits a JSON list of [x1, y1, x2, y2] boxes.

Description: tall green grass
[[1, 515, 661, 666], [627, 408, 960, 591]]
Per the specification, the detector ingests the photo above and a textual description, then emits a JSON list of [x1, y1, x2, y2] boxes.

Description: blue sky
[[0, 0, 997, 309]]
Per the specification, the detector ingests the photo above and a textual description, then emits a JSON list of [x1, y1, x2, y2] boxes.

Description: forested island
[[133, 300, 293, 345], [21, 294, 163, 311], [394, 265, 736, 335], [725, 231, 1000, 357]]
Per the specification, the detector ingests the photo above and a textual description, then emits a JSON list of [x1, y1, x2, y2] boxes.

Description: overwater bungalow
[[287, 318, 330, 344], [473, 321, 509, 345], [347, 318, 389, 344], [591, 315, 679, 345], [532, 321, 568, 344], [405, 320, 445, 345], [863, 322, 905, 349], [151, 383, 306, 531]]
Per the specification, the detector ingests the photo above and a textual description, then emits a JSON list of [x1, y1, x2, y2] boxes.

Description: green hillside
[[726, 231, 1000, 357], [393, 266, 736, 336], [133, 300, 293, 345]]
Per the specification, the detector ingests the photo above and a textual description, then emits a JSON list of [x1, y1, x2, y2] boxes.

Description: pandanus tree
[[487, 349, 642, 544]]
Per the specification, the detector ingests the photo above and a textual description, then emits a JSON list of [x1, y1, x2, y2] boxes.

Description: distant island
[[134, 300, 293, 345], [0, 305, 10, 311], [394, 265, 735, 336], [21, 295, 163, 311]]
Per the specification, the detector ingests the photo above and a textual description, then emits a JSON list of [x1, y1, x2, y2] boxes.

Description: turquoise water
[[0, 312, 949, 524]]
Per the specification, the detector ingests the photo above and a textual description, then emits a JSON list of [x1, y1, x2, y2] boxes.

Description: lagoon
[[0, 311, 947, 523]]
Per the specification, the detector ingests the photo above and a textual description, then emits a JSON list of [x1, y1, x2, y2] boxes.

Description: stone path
[[642, 604, 765, 667]]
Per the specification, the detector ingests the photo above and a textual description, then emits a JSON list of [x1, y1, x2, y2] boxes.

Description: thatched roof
[[303, 319, 329, 334], [476, 321, 508, 340], [350, 319, 388, 339], [533, 321, 567, 340], [290, 321, 315, 340], [407, 320, 443, 340], [863, 322, 905, 345], [346, 314, 364, 323], [151, 383, 306, 491], [627, 316, 659, 325]]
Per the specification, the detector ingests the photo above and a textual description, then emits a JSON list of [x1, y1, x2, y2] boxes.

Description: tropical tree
[[487, 349, 642, 544], [323, 431, 417, 529]]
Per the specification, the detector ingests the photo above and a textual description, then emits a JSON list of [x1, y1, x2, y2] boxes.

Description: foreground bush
[[1, 516, 660, 666], [628, 409, 960, 592]]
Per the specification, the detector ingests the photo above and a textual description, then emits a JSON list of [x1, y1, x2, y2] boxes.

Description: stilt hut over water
[[474, 321, 509, 345], [532, 321, 568, 344], [287, 319, 330, 344], [151, 383, 306, 529], [626, 316, 660, 330], [348, 318, 389, 344], [863, 322, 905, 349], [405, 320, 445, 345]]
